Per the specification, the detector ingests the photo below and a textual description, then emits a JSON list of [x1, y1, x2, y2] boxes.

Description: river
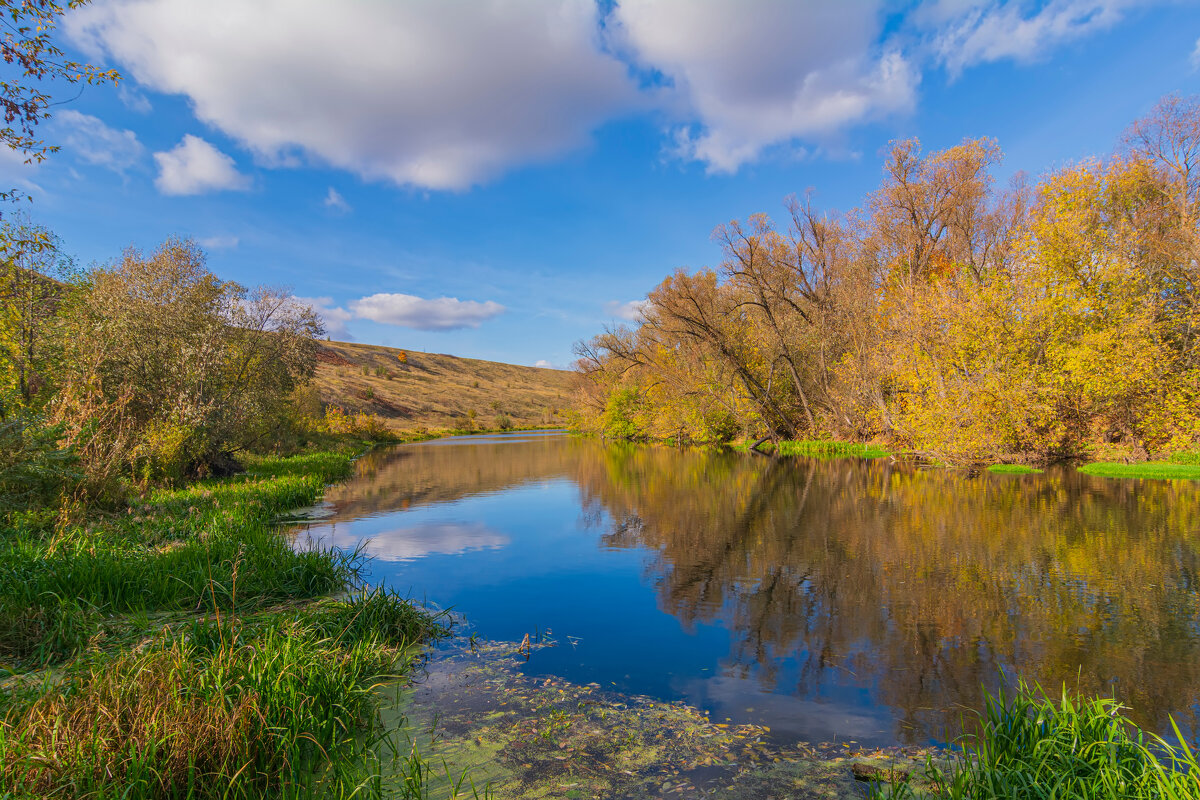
[[293, 431, 1200, 749]]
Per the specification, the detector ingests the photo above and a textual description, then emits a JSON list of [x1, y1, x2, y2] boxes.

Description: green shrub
[[0, 416, 80, 515]]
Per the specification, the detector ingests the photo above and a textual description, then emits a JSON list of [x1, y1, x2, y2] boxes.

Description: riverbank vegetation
[[0, 450, 451, 797], [0, 212, 452, 796], [874, 683, 1200, 799], [573, 95, 1200, 468]]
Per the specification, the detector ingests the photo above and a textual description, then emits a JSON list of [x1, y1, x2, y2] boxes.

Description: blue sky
[[6, 0, 1200, 368]]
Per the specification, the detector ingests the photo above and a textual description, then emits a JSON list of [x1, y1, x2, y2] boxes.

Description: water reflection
[[297, 520, 509, 561], [296, 432, 1200, 745]]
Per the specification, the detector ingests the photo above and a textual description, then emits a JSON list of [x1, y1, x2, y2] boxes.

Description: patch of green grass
[[0, 449, 457, 798], [777, 440, 892, 459], [1079, 461, 1200, 480], [731, 439, 891, 459], [986, 464, 1043, 474], [1168, 450, 1200, 466], [872, 682, 1200, 800]]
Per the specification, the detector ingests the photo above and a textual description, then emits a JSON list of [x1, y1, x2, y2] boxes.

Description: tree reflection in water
[[312, 433, 1200, 744], [574, 443, 1200, 742]]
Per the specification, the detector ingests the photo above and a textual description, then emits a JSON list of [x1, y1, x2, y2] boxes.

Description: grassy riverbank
[[872, 684, 1200, 800], [730, 438, 892, 458], [1079, 461, 1200, 480], [0, 446, 449, 798]]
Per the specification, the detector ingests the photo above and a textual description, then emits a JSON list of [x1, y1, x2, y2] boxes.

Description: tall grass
[[1, 590, 449, 798], [0, 460, 359, 665], [874, 683, 1200, 799], [0, 449, 458, 798]]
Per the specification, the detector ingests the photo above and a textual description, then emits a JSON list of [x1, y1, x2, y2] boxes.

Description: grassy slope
[[314, 340, 573, 431]]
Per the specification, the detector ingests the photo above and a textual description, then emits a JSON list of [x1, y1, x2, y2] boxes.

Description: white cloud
[[1191, 35, 1200, 70], [919, 0, 1139, 77], [295, 295, 354, 339], [605, 299, 649, 321], [534, 359, 554, 368], [612, 0, 917, 173], [65, 0, 1150, 182], [68, 0, 637, 190], [153, 134, 250, 195], [350, 293, 505, 331], [197, 234, 238, 249], [55, 110, 144, 173], [117, 83, 153, 113], [323, 186, 351, 213]]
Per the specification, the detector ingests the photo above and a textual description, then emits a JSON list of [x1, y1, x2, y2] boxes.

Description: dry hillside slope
[[313, 340, 572, 431]]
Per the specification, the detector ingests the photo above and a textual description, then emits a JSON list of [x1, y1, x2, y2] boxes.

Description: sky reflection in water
[[294, 431, 1200, 747]]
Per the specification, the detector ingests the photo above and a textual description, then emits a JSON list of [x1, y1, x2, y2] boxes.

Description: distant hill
[[312, 340, 573, 431]]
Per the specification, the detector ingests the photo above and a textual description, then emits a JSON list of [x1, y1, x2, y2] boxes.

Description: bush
[[0, 416, 80, 515]]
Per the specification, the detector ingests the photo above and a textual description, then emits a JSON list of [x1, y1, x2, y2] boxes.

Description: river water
[[293, 431, 1200, 748]]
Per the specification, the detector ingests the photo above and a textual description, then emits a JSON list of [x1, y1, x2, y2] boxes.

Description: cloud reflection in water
[[297, 520, 510, 562]]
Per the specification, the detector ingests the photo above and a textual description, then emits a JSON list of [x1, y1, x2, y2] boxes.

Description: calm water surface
[[294, 431, 1200, 747]]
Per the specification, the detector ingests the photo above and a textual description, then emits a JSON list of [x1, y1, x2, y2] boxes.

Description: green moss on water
[[986, 464, 1043, 474], [1078, 461, 1200, 480]]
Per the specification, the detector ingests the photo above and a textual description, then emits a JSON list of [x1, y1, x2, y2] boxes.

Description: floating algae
[[380, 635, 943, 799]]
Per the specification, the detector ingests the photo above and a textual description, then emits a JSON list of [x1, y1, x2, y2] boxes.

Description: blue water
[[294, 432, 1200, 747]]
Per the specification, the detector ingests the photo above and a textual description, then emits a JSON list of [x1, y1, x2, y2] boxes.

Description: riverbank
[[725, 436, 1200, 481], [0, 443, 448, 798]]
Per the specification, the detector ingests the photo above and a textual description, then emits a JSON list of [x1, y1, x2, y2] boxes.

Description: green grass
[[873, 682, 1200, 800], [1078, 461, 1200, 480], [986, 464, 1043, 474], [0, 449, 456, 799], [1168, 450, 1200, 466], [734, 439, 892, 459]]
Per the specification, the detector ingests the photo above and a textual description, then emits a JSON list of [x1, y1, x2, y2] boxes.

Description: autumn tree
[[0, 213, 71, 415], [53, 238, 324, 482]]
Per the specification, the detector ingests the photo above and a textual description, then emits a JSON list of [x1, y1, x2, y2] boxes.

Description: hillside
[[312, 340, 573, 431]]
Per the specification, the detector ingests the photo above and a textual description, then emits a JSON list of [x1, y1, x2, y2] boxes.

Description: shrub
[[0, 416, 79, 514]]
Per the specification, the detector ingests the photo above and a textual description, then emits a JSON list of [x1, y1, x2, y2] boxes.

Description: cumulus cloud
[[68, 0, 637, 190], [605, 299, 649, 321], [153, 134, 250, 195], [919, 0, 1140, 77], [323, 186, 351, 213], [66, 0, 1147, 182], [55, 110, 144, 173], [294, 295, 354, 339], [612, 0, 917, 173], [350, 293, 505, 331]]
